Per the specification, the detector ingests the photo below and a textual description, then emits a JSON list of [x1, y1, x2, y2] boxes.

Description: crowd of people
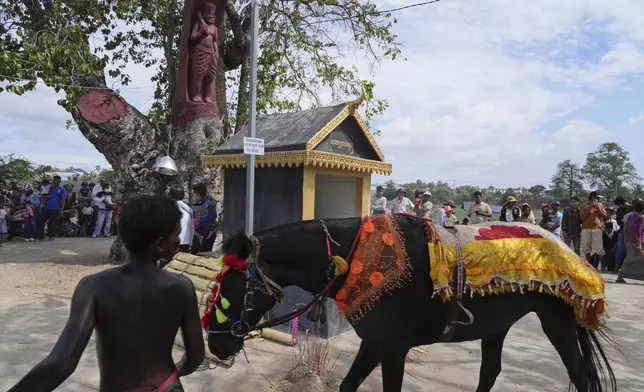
[[0, 178, 220, 254], [0, 177, 116, 245], [371, 187, 644, 283]]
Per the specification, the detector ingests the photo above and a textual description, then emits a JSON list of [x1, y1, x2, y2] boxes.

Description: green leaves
[[583, 142, 641, 192]]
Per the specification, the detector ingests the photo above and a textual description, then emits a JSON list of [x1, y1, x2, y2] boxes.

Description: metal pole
[[245, 0, 260, 235]]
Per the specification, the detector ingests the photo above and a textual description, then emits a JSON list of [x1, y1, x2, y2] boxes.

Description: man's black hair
[[570, 196, 580, 202], [169, 184, 185, 201], [118, 195, 181, 257], [473, 191, 482, 197], [633, 199, 644, 213], [613, 196, 626, 205], [589, 191, 599, 200], [376, 186, 383, 191], [0, 180, 5, 185], [192, 182, 207, 197], [52, 175, 61, 181]]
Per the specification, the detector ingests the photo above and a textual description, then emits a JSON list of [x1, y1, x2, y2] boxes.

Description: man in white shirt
[[391, 189, 414, 214], [170, 185, 194, 254], [415, 191, 433, 219], [371, 186, 387, 215], [467, 191, 493, 224]]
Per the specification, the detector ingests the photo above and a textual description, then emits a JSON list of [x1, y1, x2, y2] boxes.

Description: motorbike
[[9, 207, 26, 239]]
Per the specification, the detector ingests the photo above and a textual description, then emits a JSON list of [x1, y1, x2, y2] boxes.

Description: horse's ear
[[222, 232, 253, 259], [306, 298, 327, 325]]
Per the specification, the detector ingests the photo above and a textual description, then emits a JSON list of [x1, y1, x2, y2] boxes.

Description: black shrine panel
[[222, 166, 304, 239], [314, 117, 380, 161]]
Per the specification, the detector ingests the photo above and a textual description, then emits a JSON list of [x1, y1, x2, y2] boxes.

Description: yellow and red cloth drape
[[429, 222, 607, 329]]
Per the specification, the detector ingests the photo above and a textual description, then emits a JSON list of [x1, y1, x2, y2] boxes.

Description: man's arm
[[176, 278, 205, 377], [479, 204, 493, 218], [467, 204, 473, 217], [59, 188, 67, 214], [8, 277, 96, 392], [579, 204, 589, 221]]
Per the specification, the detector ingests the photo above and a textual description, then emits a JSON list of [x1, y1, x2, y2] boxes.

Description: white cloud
[[628, 112, 644, 125], [2, 0, 644, 186]]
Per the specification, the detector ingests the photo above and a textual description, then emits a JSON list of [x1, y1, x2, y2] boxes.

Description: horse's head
[[206, 232, 280, 360], [207, 218, 362, 359]]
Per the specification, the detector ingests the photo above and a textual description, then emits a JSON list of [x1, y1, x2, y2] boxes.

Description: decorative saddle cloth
[[429, 222, 607, 329], [335, 216, 607, 330]]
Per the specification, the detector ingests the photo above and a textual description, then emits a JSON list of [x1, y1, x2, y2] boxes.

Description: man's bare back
[[8, 195, 205, 392]]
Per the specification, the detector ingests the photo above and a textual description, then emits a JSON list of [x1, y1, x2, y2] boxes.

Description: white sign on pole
[[243, 137, 264, 155]]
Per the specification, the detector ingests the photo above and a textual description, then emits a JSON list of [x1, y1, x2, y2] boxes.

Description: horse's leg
[[475, 328, 510, 392], [536, 305, 588, 391], [339, 341, 380, 392], [379, 347, 409, 392]]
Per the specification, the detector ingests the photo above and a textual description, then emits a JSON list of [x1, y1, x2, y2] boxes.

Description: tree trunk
[[77, 89, 223, 262]]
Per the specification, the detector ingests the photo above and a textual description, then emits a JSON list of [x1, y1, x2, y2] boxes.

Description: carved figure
[[189, 0, 219, 103]]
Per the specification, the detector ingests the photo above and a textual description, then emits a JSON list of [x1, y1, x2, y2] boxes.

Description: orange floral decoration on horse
[[335, 215, 412, 322]]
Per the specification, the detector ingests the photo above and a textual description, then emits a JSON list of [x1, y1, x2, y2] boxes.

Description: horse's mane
[[253, 217, 361, 237]]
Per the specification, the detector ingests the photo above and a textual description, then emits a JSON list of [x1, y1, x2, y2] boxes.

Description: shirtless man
[[8, 195, 205, 392]]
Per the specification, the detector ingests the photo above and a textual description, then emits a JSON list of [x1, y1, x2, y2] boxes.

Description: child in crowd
[[443, 206, 459, 228], [23, 200, 36, 241], [602, 221, 618, 272], [539, 203, 553, 231], [0, 196, 9, 246], [461, 217, 469, 225]]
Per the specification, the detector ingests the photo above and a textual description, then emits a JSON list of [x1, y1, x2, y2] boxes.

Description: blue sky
[[1, 0, 643, 188]]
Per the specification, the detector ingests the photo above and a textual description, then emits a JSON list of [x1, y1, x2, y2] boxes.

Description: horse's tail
[[572, 326, 617, 392]]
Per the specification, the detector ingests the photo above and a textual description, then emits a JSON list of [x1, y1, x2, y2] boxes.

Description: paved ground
[[1, 239, 643, 391], [0, 237, 113, 265]]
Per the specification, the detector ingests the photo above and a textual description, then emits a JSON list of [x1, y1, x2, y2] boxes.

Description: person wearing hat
[[442, 205, 459, 228], [518, 203, 536, 224], [371, 186, 387, 215], [438, 200, 456, 226], [391, 188, 414, 214], [500, 196, 520, 222], [550, 201, 563, 238], [539, 203, 554, 231], [415, 191, 433, 219], [580, 191, 608, 268]]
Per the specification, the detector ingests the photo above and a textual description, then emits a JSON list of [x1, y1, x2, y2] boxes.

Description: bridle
[[208, 219, 362, 340]]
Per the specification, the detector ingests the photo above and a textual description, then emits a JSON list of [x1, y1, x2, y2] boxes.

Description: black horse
[[206, 215, 617, 392]]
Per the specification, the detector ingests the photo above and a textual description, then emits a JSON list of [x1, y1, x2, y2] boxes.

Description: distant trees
[[551, 159, 585, 200], [582, 142, 641, 200]]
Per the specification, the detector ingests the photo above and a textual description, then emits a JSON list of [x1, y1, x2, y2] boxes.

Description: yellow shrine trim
[[305, 104, 385, 162], [202, 150, 392, 175]]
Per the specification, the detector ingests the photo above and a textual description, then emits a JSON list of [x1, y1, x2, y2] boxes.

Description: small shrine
[[202, 95, 392, 338], [202, 95, 392, 237]]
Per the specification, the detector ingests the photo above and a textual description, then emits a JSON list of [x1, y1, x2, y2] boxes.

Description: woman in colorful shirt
[[616, 199, 644, 283]]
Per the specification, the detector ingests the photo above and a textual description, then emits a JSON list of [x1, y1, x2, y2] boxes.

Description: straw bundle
[[164, 252, 222, 315]]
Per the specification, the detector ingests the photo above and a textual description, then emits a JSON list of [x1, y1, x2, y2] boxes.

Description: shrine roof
[[203, 95, 392, 175], [216, 103, 347, 154]]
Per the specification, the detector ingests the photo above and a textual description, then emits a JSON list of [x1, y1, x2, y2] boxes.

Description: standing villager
[[438, 200, 456, 226], [415, 191, 433, 219], [580, 191, 607, 268], [23, 200, 36, 241], [370, 186, 387, 215], [170, 185, 194, 254], [499, 196, 520, 222], [602, 221, 618, 272], [562, 196, 582, 255], [616, 199, 644, 284], [391, 189, 414, 214], [442, 206, 459, 228], [7, 195, 204, 392], [614, 196, 632, 273], [467, 191, 493, 224], [0, 196, 8, 247], [518, 203, 536, 224], [92, 183, 114, 238], [550, 201, 563, 238], [37, 175, 66, 240], [191, 182, 217, 253]]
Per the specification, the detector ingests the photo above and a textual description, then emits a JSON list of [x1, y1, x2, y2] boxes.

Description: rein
[[209, 218, 363, 338]]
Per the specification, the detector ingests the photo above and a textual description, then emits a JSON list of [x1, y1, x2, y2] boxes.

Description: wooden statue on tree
[[173, 0, 225, 124]]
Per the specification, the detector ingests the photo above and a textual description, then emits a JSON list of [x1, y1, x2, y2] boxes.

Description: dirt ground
[[1, 238, 644, 391]]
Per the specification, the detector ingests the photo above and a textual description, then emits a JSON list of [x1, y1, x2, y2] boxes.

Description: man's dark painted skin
[[8, 222, 205, 391]]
